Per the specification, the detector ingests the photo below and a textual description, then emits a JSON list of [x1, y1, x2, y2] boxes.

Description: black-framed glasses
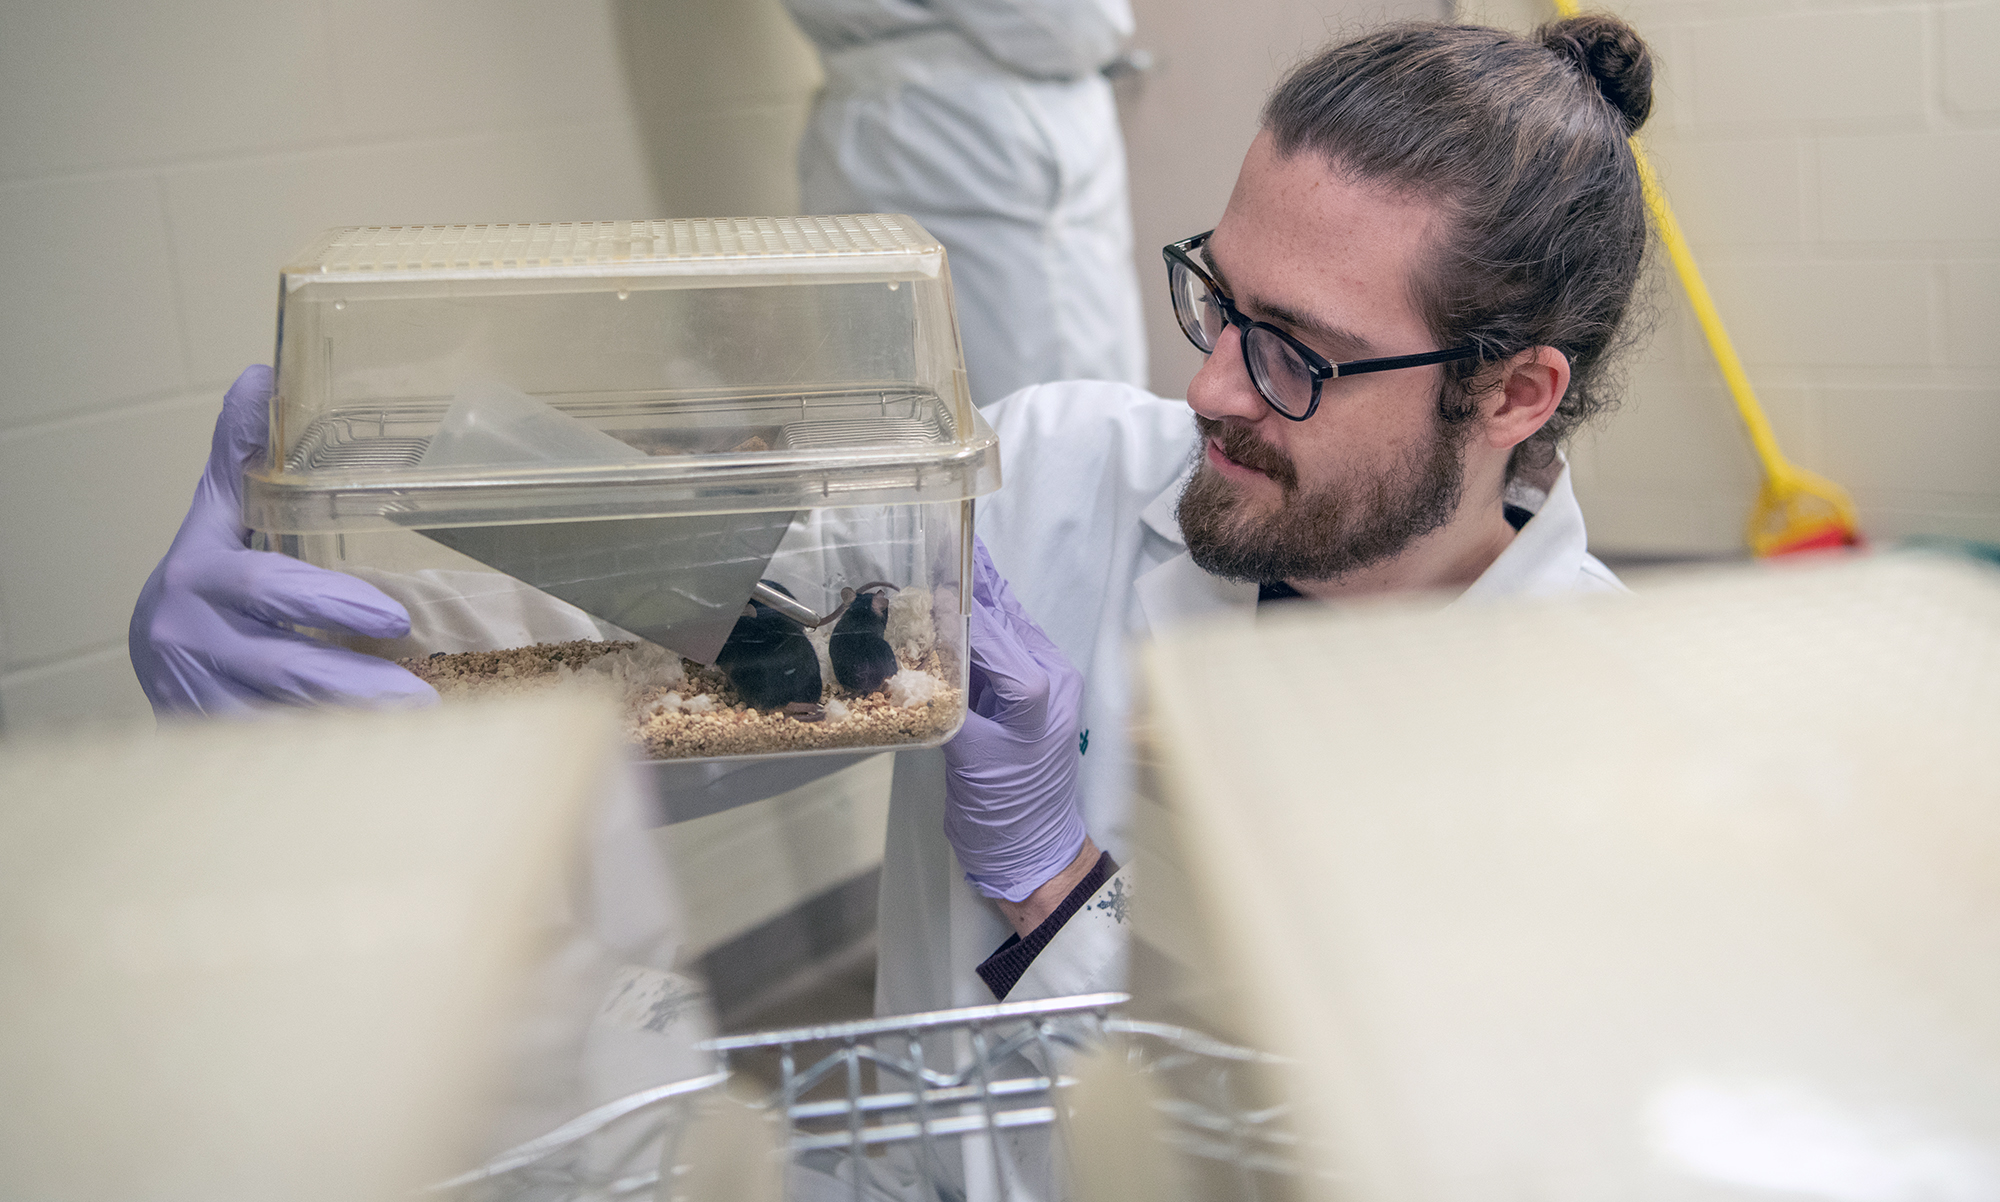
[[1163, 231, 1482, 422]]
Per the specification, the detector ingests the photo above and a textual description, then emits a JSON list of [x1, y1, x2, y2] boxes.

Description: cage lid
[[283, 216, 946, 287], [249, 214, 992, 534]]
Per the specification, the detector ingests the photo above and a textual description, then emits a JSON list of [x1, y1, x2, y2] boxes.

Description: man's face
[[1177, 131, 1475, 584]]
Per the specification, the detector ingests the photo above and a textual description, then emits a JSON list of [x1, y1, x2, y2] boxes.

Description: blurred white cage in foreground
[[0, 695, 628, 1202], [1122, 551, 2000, 1201], [9, 552, 1998, 1202], [440, 551, 2000, 1202]]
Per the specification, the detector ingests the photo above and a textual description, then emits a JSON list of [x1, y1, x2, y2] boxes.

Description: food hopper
[[244, 217, 998, 763]]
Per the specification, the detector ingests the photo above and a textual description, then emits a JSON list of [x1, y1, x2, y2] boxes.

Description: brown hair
[[1262, 15, 1655, 471]]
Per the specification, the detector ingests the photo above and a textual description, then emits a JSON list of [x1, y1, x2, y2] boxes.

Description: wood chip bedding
[[400, 637, 962, 760]]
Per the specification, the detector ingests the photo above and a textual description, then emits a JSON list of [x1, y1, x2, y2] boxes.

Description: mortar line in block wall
[[1928, 260, 1951, 368], [0, 638, 131, 683], [152, 172, 202, 389], [1920, 2, 1945, 129], [1796, 130, 1829, 248], [0, 115, 653, 193], [0, 386, 233, 441]]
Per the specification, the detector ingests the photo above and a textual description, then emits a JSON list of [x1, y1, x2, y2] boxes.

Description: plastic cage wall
[[243, 217, 999, 763]]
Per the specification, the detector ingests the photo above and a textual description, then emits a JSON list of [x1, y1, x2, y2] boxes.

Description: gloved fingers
[[134, 645, 267, 717], [258, 643, 440, 709], [969, 539, 1080, 712], [994, 586, 1072, 672], [971, 537, 1035, 624], [144, 636, 438, 715], [965, 593, 1052, 728], [972, 537, 1060, 656], [940, 706, 1007, 768], [199, 550, 414, 640], [968, 537, 1082, 725], [214, 365, 274, 479], [969, 536, 1008, 611], [199, 620, 440, 709], [180, 366, 273, 541]]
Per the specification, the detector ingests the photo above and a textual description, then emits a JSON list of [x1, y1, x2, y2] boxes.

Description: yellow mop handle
[[1632, 151, 1794, 481], [1550, 0, 1794, 484]]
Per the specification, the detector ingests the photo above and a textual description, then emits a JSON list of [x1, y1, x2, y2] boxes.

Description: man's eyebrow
[[1202, 244, 1376, 360], [1253, 298, 1377, 361]]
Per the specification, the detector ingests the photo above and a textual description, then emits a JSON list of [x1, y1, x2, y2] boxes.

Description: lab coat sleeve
[[995, 867, 1134, 1003], [929, 0, 1134, 79], [974, 851, 1113, 997]]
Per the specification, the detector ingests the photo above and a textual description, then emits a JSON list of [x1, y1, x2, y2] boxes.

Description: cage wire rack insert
[[432, 992, 1312, 1201]]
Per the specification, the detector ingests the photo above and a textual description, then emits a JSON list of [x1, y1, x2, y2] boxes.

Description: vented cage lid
[[247, 215, 992, 534], [282, 216, 946, 285]]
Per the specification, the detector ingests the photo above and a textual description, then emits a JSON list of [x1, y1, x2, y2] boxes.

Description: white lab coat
[[876, 379, 1627, 1019], [346, 378, 1621, 1198], [787, 0, 1148, 407], [865, 379, 1620, 1199]]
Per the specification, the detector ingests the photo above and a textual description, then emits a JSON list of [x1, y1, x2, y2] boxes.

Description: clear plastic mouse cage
[[244, 217, 997, 761]]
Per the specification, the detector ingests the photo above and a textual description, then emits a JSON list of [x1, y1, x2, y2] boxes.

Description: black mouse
[[716, 581, 822, 710], [830, 585, 901, 696]]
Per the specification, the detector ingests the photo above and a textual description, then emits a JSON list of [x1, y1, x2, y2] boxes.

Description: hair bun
[[1541, 14, 1654, 135]]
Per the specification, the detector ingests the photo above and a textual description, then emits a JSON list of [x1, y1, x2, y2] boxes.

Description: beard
[[1175, 406, 1473, 585]]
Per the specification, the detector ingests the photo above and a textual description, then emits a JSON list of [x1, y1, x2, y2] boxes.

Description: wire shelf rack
[[431, 992, 1309, 1202]]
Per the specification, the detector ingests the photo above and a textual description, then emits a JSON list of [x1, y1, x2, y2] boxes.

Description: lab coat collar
[[1135, 550, 1258, 634], [1134, 464, 1258, 634], [1138, 462, 1191, 547], [1133, 452, 1595, 630], [1455, 454, 1595, 604]]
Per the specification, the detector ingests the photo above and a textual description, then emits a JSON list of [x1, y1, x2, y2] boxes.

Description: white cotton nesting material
[[646, 691, 717, 717], [885, 669, 939, 708], [824, 697, 852, 723], [560, 640, 685, 707], [886, 587, 936, 663]]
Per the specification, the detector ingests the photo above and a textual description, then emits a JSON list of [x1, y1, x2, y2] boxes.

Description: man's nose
[[1186, 323, 1269, 424]]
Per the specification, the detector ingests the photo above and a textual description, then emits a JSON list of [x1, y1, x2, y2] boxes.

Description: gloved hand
[[942, 538, 1087, 903], [129, 365, 439, 716]]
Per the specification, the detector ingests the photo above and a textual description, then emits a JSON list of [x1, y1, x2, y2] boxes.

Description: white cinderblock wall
[[0, 0, 820, 733], [6, 0, 1996, 732], [1467, 0, 2000, 555]]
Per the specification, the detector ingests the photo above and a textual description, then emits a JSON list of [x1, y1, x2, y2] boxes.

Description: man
[[882, 14, 1656, 1021], [131, 10, 1656, 1091]]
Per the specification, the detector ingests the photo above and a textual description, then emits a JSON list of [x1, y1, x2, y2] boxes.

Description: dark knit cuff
[[974, 851, 1118, 1000]]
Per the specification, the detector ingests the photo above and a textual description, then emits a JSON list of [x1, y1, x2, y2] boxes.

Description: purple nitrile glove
[[942, 538, 1088, 903], [128, 365, 439, 716]]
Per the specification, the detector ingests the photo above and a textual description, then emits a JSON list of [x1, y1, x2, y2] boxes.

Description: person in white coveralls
[[129, 13, 1660, 1192], [784, 0, 1149, 406]]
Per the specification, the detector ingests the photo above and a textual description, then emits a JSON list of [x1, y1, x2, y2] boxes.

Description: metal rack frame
[[433, 992, 1307, 1202]]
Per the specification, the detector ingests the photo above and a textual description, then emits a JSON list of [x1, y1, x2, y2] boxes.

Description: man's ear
[[1481, 347, 1570, 450]]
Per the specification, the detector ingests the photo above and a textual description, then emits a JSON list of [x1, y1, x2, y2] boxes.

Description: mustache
[[1194, 415, 1298, 490]]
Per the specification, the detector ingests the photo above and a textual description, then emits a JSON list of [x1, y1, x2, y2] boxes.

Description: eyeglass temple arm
[[1331, 345, 1482, 377]]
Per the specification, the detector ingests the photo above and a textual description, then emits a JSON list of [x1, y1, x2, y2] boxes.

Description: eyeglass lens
[[1170, 258, 1315, 417], [1169, 259, 1223, 350], [1244, 328, 1315, 416]]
